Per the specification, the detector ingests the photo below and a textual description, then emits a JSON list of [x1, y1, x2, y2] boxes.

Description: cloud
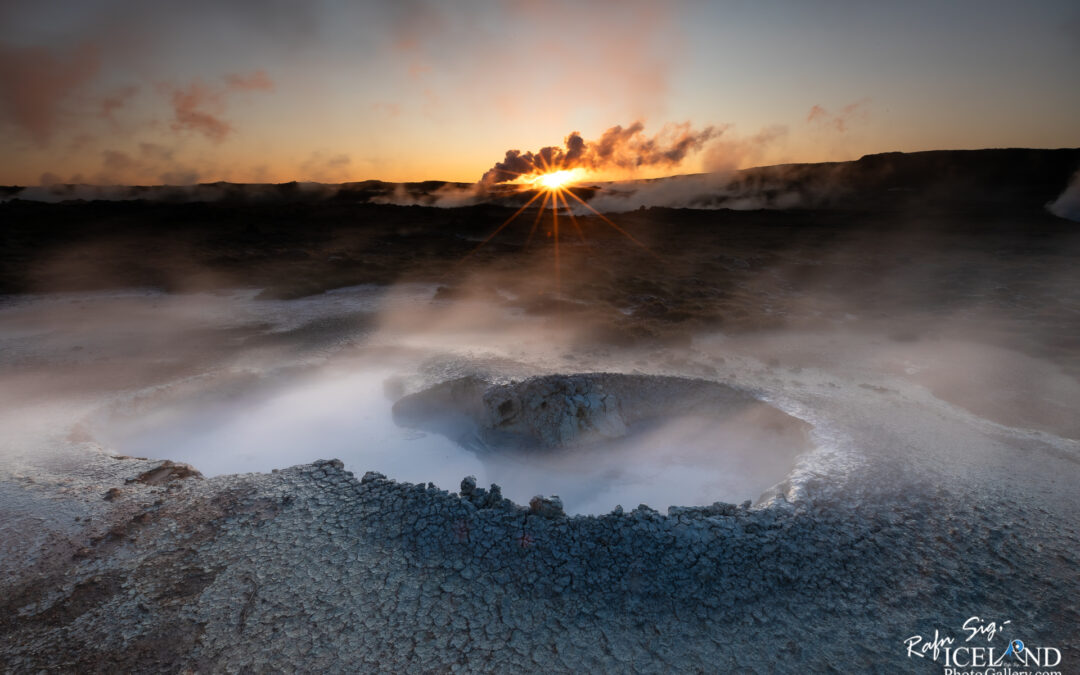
[[481, 121, 719, 184], [163, 72, 273, 143], [383, 0, 679, 123], [704, 125, 788, 173], [807, 99, 870, 133], [165, 80, 231, 142], [93, 141, 199, 185], [0, 42, 100, 144], [100, 85, 140, 120], [225, 70, 274, 92]]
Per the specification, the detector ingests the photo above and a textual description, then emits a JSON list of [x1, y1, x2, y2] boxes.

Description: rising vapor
[[1048, 170, 1080, 222], [480, 122, 719, 184]]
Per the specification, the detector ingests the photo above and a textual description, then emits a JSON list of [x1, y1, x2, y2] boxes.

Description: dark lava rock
[[529, 495, 566, 519], [129, 461, 203, 486], [392, 372, 810, 454]]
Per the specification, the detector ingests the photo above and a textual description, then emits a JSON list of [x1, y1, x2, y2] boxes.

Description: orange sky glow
[[1, 0, 1078, 186]]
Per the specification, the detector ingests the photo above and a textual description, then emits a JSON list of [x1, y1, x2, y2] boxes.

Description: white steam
[[1048, 170, 1080, 221], [3, 224, 1078, 516]]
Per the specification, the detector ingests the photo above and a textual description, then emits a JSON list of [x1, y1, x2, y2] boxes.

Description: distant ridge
[[3, 148, 1078, 213], [726, 148, 1080, 211]]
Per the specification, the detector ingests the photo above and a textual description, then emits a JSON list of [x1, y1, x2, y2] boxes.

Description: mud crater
[[393, 373, 813, 505]]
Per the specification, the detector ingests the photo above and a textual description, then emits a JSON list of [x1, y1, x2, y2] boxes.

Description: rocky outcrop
[[4, 453, 1077, 672], [130, 460, 203, 486], [393, 373, 810, 453]]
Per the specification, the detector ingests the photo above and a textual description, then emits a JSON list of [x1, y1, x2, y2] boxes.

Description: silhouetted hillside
[[4, 149, 1077, 214], [727, 148, 1080, 212]]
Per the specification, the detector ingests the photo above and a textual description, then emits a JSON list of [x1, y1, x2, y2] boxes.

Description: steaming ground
[[3, 273, 1080, 669], [2, 278, 1079, 670], [0, 286, 827, 514], [2, 152, 1080, 670]]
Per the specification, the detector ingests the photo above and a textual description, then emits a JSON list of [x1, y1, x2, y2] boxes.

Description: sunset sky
[[1, 0, 1078, 186]]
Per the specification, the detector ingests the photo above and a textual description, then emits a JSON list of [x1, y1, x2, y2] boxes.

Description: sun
[[464, 162, 654, 297], [534, 169, 579, 190]]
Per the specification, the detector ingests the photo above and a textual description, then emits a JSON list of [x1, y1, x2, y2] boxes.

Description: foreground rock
[[2, 451, 1077, 672], [393, 372, 810, 452]]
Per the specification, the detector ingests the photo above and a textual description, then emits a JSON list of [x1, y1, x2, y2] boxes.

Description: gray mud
[[2, 445, 1077, 672], [393, 373, 808, 452], [392, 373, 812, 512], [1, 245, 1079, 671]]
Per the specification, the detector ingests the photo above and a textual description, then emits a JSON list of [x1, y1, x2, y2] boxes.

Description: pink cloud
[[0, 42, 100, 144], [167, 80, 232, 142], [163, 72, 274, 143], [100, 85, 140, 119], [806, 100, 871, 133], [225, 70, 274, 92]]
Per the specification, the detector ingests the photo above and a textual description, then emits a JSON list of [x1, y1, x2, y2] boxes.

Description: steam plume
[[1047, 170, 1080, 222], [480, 122, 718, 184]]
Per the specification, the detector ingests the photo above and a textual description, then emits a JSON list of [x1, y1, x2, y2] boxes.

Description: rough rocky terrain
[[2, 429, 1077, 673], [2, 149, 1079, 671], [3, 309, 1078, 672], [393, 373, 809, 454]]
